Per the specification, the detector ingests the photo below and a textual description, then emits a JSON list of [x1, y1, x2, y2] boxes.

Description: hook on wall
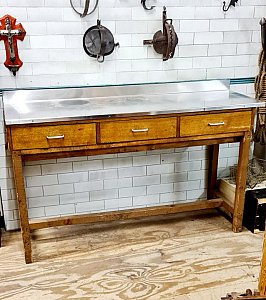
[[222, 0, 239, 12], [141, 0, 155, 10]]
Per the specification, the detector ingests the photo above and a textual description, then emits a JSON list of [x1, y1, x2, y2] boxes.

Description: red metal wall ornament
[[0, 14, 26, 76]]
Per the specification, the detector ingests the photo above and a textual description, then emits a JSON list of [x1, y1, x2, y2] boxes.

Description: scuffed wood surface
[[0, 211, 263, 300], [29, 199, 223, 230], [259, 231, 266, 295]]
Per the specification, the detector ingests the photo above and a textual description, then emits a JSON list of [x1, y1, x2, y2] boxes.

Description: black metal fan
[[83, 19, 119, 63]]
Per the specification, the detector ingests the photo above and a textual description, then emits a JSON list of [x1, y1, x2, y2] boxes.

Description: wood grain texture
[[99, 117, 177, 143], [29, 199, 223, 230], [180, 111, 252, 137], [207, 144, 219, 199], [219, 194, 234, 214], [11, 123, 96, 150], [20, 135, 241, 158], [0, 211, 263, 300], [11, 152, 32, 263], [233, 132, 251, 233], [259, 232, 266, 295], [6, 108, 255, 263]]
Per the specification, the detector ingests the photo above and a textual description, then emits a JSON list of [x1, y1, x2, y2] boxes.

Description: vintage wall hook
[[141, 0, 155, 10], [260, 18, 266, 53], [222, 0, 239, 12]]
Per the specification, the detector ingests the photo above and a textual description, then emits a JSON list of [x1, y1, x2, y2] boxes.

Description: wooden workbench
[[5, 107, 255, 263]]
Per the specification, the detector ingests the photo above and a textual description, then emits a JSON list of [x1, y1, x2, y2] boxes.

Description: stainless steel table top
[[2, 80, 265, 125]]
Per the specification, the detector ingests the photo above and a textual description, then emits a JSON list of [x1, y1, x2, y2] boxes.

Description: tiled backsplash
[[0, 0, 263, 229]]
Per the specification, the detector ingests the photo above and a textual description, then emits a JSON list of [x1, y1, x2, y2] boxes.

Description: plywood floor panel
[[0, 210, 263, 300]]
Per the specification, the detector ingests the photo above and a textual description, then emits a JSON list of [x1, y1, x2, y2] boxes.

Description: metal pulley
[[143, 7, 178, 61]]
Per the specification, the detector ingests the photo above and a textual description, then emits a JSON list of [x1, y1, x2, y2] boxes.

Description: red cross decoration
[[0, 15, 26, 76]]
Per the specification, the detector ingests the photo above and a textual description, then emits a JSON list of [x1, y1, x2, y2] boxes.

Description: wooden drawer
[[100, 117, 177, 143], [180, 111, 252, 137], [11, 123, 96, 150]]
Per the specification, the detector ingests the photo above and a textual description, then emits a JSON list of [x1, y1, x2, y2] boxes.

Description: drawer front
[[100, 117, 177, 143], [180, 111, 252, 137], [11, 123, 96, 150]]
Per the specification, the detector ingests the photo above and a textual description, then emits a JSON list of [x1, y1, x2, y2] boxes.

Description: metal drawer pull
[[208, 122, 225, 126], [131, 128, 149, 133], [46, 135, 65, 139]]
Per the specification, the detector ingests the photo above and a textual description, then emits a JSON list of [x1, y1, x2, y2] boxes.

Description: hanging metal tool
[[0, 14, 26, 76], [141, 0, 155, 10], [143, 6, 178, 61], [70, 0, 99, 17], [83, 19, 119, 62], [222, 0, 239, 12]]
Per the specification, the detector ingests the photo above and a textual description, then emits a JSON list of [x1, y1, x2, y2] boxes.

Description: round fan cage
[[83, 26, 115, 59]]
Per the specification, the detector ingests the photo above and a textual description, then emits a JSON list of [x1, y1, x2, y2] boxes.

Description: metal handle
[[46, 135, 65, 140], [131, 128, 149, 133], [208, 122, 225, 126]]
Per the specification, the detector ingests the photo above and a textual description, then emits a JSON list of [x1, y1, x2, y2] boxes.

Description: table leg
[[207, 144, 219, 199], [232, 132, 250, 233], [12, 152, 32, 263]]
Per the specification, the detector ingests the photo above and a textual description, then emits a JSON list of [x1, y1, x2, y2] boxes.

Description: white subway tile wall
[[0, 1, 261, 229]]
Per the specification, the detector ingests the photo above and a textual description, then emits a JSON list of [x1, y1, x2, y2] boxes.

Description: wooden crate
[[218, 178, 266, 206]]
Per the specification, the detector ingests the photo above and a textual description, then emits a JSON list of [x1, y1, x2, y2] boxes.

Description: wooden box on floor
[[219, 179, 266, 233]]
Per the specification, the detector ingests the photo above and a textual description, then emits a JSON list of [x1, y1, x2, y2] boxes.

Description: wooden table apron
[[6, 109, 254, 263]]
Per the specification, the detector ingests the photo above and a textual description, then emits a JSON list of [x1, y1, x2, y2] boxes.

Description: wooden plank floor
[[0, 210, 264, 300]]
